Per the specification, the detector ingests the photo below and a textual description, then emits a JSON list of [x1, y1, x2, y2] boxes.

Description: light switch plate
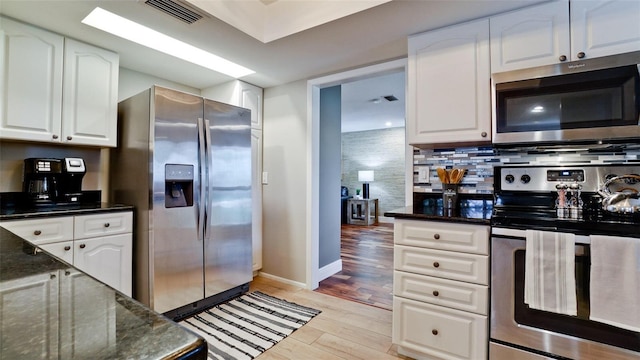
[[418, 168, 429, 183]]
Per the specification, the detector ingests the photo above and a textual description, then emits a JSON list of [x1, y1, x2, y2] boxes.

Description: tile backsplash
[[413, 144, 640, 194]]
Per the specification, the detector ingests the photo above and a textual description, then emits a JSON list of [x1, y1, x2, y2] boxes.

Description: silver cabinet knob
[[79, 244, 86, 249], [52, 134, 59, 139], [481, 131, 487, 138], [559, 55, 567, 62], [577, 52, 585, 59], [104, 223, 110, 228], [64, 246, 71, 251], [34, 230, 42, 236], [67, 136, 73, 140]]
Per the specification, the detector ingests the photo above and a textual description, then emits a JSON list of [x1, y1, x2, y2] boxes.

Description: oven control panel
[[496, 165, 640, 192]]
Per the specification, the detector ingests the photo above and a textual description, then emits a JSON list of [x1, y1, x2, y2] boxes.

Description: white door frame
[[305, 58, 408, 289]]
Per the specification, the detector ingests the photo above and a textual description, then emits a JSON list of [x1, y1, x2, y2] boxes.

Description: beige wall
[[261, 80, 308, 283], [118, 67, 201, 102]]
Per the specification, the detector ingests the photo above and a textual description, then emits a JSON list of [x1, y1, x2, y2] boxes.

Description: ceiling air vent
[[145, 0, 204, 24], [383, 95, 398, 102]]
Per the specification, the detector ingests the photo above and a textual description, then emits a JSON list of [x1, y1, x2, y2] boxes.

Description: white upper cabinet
[[0, 17, 64, 143], [490, 0, 640, 73], [202, 80, 263, 129], [570, 0, 640, 60], [407, 19, 491, 146], [0, 17, 119, 147], [62, 39, 119, 147]]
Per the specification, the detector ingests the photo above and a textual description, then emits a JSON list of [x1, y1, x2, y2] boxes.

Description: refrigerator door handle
[[197, 118, 206, 242], [204, 118, 213, 241]]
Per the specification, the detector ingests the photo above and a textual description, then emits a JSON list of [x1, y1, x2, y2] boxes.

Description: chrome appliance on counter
[[23, 157, 86, 205], [109, 86, 252, 320], [492, 51, 640, 146], [490, 164, 640, 360]]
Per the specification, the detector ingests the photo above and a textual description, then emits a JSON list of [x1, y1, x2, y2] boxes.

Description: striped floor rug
[[180, 291, 321, 360]]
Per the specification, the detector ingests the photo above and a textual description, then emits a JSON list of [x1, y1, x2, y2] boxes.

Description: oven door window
[[495, 65, 640, 133], [513, 248, 640, 352]]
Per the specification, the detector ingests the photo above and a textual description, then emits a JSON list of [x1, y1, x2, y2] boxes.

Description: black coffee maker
[[23, 158, 63, 205], [23, 157, 86, 205], [59, 158, 86, 203]]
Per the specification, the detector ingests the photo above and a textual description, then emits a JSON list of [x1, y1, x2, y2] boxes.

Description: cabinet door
[[39, 240, 74, 264], [490, 1, 570, 72], [58, 269, 117, 358], [393, 296, 487, 360], [570, 0, 640, 60], [0, 216, 74, 245], [74, 233, 132, 296], [251, 129, 263, 271], [240, 81, 263, 129], [0, 272, 60, 358], [0, 17, 63, 142], [407, 19, 490, 146], [62, 38, 119, 147]]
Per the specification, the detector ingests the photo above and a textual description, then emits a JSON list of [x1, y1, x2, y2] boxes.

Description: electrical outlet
[[418, 168, 429, 183]]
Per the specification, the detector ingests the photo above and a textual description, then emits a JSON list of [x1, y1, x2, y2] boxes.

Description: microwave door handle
[[197, 118, 206, 242], [204, 118, 213, 242]]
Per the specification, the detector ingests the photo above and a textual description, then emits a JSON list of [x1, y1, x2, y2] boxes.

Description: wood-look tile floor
[[250, 276, 410, 360], [315, 223, 394, 311]]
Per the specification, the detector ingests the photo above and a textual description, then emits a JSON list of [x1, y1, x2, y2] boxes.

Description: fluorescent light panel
[[82, 7, 254, 78]]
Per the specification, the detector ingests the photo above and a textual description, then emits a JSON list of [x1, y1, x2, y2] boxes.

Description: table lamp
[[358, 170, 374, 199]]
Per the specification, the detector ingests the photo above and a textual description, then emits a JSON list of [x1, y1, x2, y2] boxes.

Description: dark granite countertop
[[0, 191, 134, 220], [0, 227, 207, 359], [384, 193, 493, 225]]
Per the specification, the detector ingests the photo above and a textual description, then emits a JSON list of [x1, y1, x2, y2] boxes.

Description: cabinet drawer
[[39, 240, 74, 265], [74, 212, 132, 239], [395, 245, 488, 285], [394, 219, 489, 255], [393, 296, 487, 360], [0, 217, 74, 245], [394, 271, 487, 315]]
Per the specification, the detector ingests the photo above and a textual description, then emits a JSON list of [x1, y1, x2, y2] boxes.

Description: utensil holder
[[442, 184, 459, 211]]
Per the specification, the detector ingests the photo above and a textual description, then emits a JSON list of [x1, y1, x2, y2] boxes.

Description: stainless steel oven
[[490, 165, 640, 360], [492, 51, 640, 146]]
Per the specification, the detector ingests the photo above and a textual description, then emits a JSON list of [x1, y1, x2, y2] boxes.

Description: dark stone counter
[[0, 227, 207, 359], [384, 193, 492, 225], [0, 191, 134, 220]]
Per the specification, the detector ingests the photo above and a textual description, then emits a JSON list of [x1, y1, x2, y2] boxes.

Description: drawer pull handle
[[433, 262, 440, 268], [104, 223, 110, 228], [34, 230, 42, 236], [79, 244, 86, 249], [433, 290, 439, 297], [64, 246, 71, 251], [434, 233, 440, 240], [432, 329, 438, 336]]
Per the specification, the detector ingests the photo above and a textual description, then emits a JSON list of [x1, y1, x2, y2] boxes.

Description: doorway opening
[[306, 59, 411, 308]]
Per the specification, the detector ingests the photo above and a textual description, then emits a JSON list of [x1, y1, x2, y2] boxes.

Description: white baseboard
[[318, 259, 342, 282], [256, 272, 307, 289]]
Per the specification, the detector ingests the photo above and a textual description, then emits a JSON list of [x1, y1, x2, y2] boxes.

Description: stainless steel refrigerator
[[110, 86, 252, 319]]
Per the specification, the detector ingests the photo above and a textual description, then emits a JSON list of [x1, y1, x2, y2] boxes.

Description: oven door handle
[[491, 227, 591, 244]]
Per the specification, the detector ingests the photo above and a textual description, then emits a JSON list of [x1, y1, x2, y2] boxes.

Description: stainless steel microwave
[[492, 51, 640, 146]]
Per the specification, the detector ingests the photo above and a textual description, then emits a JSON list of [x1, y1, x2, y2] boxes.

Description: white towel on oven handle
[[590, 235, 640, 332], [524, 230, 577, 316]]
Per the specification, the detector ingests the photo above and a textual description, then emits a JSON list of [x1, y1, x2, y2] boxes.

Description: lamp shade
[[358, 170, 374, 182]]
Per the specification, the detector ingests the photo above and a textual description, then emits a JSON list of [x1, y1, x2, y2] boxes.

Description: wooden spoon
[[437, 168, 447, 184]]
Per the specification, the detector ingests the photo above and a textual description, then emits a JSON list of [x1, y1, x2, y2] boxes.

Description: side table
[[347, 198, 378, 225]]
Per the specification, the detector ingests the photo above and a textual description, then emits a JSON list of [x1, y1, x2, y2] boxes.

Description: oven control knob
[[520, 174, 531, 184], [505, 174, 515, 184]]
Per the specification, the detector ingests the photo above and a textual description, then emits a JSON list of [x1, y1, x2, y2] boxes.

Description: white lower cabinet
[[0, 211, 132, 296], [74, 233, 132, 296], [393, 219, 489, 360], [393, 297, 487, 360]]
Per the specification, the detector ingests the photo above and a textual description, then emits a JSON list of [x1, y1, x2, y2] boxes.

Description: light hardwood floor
[[250, 276, 409, 360]]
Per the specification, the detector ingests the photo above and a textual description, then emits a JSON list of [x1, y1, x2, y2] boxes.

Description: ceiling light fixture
[[82, 7, 254, 78]]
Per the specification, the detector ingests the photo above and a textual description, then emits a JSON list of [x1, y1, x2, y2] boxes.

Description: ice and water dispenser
[[165, 164, 194, 208]]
